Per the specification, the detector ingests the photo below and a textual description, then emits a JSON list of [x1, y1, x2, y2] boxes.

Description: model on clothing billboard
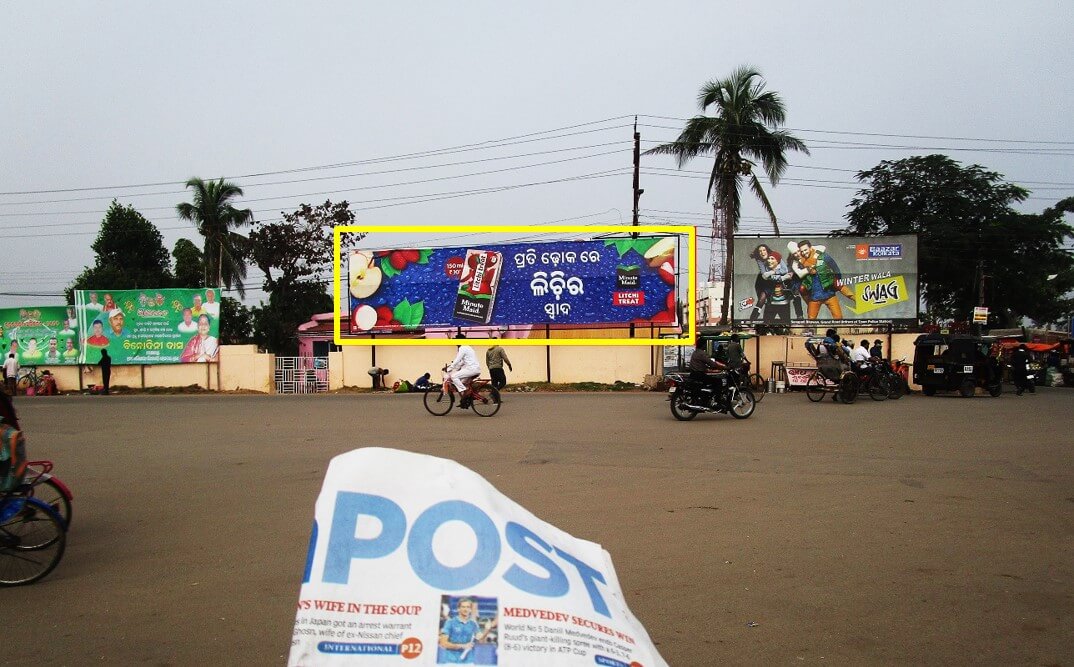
[[345, 236, 679, 333], [732, 235, 918, 325]]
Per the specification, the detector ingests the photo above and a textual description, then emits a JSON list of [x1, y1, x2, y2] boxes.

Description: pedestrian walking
[[1011, 344, 1034, 395], [486, 340, 512, 390], [98, 349, 112, 395], [3, 353, 18, 397]]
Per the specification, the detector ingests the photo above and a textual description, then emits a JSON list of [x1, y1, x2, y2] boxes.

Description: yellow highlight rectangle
[[332, 225, 696, 346]]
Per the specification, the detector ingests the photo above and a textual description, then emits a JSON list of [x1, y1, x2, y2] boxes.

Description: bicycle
[[0, 492, 67, 586], [853, 360, 892, 402], [18, 461, 73, 528], [728, 360, 767, 403], [804, 368, 859, 404], [423, 369, 501, 417], [16, 367, 42, 394]]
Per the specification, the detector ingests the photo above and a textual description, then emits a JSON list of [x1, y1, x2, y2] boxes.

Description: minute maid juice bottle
[[453, 249, 503, 324]]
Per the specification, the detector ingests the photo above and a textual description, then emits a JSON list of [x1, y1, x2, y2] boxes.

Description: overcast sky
[[1, 1, 1071, 308]]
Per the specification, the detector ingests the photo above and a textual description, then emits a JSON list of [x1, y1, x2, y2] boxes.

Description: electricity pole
[[631, 117, 643, 239]]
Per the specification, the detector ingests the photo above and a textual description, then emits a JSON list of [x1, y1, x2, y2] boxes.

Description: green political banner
[[75, 288, 222, 365], [0, 306, 80, 366]]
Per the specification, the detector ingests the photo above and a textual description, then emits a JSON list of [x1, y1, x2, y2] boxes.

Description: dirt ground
[[4, 388, 1072, 666]]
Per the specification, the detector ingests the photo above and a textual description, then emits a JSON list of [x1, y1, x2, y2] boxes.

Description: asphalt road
[[4, 388, 1072, 666]]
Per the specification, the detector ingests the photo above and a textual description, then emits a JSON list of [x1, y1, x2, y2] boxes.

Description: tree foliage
[[68, 201, 173, 300], [839, 155, 1074, 327], [219, 296, 253, 345], [176, 177, 254, 296], [251, 283, 332, 356], [644, 66, 808, 323], [172, 238, 205, 288], [248, 200, 364, 293], [247, 201, 364, 354]]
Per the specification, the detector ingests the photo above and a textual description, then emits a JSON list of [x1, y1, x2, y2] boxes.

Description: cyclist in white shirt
[[446, 335, 481, 408]]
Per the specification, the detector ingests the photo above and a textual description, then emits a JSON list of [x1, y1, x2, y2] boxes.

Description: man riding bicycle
[[446, 334, 481, 409]]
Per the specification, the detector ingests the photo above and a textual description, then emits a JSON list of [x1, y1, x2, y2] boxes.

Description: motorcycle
[[665, 370, 756, 421]]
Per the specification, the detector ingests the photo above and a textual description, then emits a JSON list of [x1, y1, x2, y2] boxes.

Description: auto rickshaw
[[912, 333, 1003, 397]]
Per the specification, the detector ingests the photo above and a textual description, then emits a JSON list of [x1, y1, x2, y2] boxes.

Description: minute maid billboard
[[732, 234, 918, 325], [345, 236, 679, 332]]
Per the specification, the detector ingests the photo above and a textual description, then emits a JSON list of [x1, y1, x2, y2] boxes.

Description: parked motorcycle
[[665, 370, 756, 421]]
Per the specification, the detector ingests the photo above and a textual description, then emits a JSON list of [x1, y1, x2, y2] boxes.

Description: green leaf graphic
[[393, 299, 412, 324], [631, 238, 659, 257], [392, 299, 425, 327], [618, 264, 640, 272], [418, 249, 433, 264], [381, 257, 400, 279], [605, 239, 634, 257]]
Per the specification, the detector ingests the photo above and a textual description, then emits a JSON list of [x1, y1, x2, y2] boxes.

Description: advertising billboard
[[732, 235, 918, 325], [75, 288, 222, 364], [0, 306, 80, 366], [345, 236, 679, 333]]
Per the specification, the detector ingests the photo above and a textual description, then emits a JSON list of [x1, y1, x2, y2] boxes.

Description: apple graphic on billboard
[[349, 251, 382, 298]]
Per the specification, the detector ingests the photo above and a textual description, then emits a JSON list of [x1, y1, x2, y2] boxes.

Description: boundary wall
[[21, 336, 926, 393]]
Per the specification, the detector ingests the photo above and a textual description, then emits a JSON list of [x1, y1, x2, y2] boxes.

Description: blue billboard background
[[346, 236, 678, 331]]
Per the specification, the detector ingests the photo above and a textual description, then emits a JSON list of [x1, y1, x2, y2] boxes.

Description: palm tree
[[645, 66, 808, 324], [176, 177, 254, 297]]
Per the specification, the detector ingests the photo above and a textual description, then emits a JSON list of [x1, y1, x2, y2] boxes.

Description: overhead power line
[[0, 117, 635, 196], [637, 114, 1074, 145]]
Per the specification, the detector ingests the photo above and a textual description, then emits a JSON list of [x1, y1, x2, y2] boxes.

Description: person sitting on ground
[[413, 372, 432, 390]]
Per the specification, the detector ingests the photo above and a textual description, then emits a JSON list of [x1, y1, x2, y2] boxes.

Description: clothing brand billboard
[[732, 235, 918, 325]]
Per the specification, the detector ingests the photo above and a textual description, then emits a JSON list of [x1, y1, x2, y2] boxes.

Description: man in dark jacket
[[1010, 344, 1034, 395]]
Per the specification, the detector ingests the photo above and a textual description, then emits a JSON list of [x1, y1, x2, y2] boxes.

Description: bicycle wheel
[[839, 374, 859, 404], [423, 386, 454, 416], [470, 385, 501, 417], [868, 374, 889, 402], [805, 372, 826, 402], [886, 372, 904, 400], [15, 372, 33, 392], [29, 479, 72, 529], [0, 499, 66, 586], [749, 373, 767, 403]]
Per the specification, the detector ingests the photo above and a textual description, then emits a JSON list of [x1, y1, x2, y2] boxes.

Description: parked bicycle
[[853, 360, 892, 402], [15, 367, 42, 394], [738, 360, 767, 403], [876, 357, 909, 399], [423, 368, 501, 417]]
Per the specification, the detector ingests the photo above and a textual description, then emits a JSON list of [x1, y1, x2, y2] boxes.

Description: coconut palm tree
[[645, 66, 808, 324], [176, 177, 254, 297]]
